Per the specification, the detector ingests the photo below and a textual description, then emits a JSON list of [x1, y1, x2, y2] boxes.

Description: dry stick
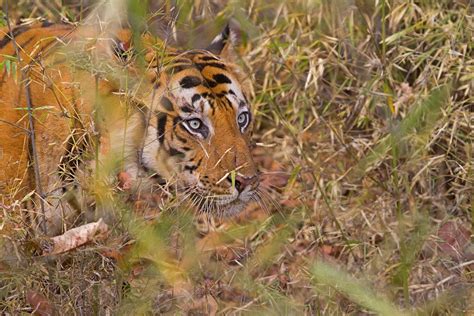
[[0, 118, 31, 134], [4, 1, 47, 234]]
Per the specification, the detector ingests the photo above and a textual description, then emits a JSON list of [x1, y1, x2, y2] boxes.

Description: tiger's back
[[0, 21, 134, 231], [0, 22, 82, 199]]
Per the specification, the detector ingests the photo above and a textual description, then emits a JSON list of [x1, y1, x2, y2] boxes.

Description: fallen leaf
[[26, 290, 55, 316], [42, 219, 109, 255], [117, 172, 133, 190], [436, 221, 471, 261]]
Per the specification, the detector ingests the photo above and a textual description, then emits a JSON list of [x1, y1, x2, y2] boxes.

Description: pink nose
[[234, 175, 259, 192]]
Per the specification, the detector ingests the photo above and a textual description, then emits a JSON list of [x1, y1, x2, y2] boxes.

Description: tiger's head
[[130, 26, 259, 217]]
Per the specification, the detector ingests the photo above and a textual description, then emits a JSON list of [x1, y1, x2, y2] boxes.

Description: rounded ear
[[205, 23, 240, 62]]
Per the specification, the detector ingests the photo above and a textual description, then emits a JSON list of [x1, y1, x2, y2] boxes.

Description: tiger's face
[[137, 27, 259, 217]]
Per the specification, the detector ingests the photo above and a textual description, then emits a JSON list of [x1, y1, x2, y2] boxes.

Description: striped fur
[[0, 21, 258, 234]]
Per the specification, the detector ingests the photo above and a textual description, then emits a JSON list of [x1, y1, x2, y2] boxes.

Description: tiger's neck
[[112, 108, 176, 191]]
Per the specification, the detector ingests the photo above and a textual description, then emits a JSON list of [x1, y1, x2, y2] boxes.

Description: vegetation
[[1, 0, 472, 314]]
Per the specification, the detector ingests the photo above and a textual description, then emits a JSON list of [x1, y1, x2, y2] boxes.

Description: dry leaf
[[117, 171, 133, 190], [42, 219, 109, 255], [26, 290, 55, 316], [436, 221, 470, 261]]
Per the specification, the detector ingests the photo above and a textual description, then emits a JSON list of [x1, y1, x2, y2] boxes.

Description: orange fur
[[0, 21, 258, 234]]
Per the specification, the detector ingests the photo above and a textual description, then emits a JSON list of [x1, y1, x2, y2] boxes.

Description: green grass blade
[[351, 84, 450, 180], [311, 261, 410, 316]]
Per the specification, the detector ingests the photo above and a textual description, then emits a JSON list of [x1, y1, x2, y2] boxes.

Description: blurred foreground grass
[[0, 0, 473, 314]]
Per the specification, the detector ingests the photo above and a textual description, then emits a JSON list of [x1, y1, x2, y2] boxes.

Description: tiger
[[0, 19, 260, 235]]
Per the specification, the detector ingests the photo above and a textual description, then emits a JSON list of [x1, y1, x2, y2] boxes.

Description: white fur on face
[[169, 80, 215, 137]]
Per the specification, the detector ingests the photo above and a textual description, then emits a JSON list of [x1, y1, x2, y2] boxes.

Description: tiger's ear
[[206, 24, 239, 61]]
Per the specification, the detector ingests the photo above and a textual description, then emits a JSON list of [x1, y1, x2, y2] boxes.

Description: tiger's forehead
[[164, 51, 248, 116]]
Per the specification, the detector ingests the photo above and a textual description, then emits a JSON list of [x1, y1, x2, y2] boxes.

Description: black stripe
[[191, 94, 201, 104], [184, 157, 202, 173], [170, 64, 193, 72], [206, 80, 218, 88], [0, 25, 30, 49], [179, 76, 202, 89], [173, 58, 192, 64], [156, 113, 167, 144], [213, 73, 232, 84], [174, 127, 188, 143], [184, 165, 197, 172], [172, 116, 182, 127], [195, 62, 227, 70], [150, 173, 166, 184], [19, 35, 36, 49], [177, 124, 190, 135], [220, 98, 233, 110], [196, 157, 203, 169], [200, 55, 219, 61], [168, 146, 185, 157], [201, 92, 213, 99], [200, 93, 215, 110], [181, 105, 194, 113], [160, 97, 174, 112]]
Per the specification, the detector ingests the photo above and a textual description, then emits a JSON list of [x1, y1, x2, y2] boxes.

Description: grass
[[1, 0, 473, 314]]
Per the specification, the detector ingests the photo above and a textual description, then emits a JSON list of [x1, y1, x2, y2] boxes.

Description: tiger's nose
[[233, 175, 259, 193]]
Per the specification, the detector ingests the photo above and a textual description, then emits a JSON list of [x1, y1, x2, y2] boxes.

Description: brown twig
[[4, 0, 47, 234], [0, 118, 30, 134]]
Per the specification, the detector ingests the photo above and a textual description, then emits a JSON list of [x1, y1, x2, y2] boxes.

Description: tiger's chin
[[205, 191, 255, 218], [217, 199, 248, 217]]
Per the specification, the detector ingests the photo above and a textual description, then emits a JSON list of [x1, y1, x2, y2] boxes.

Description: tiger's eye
[[188, 119, 202, 130], [237, 112, 249, 128]]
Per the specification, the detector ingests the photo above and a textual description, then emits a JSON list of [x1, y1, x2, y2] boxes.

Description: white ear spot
[[206, 24, 232, 55], [210, 33, 223, 45]]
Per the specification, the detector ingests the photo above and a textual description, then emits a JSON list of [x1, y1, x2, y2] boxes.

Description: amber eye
[[237, 112, 250, 130]]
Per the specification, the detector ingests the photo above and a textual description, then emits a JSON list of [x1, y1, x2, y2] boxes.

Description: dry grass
[[1, 0, 473, 314]]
